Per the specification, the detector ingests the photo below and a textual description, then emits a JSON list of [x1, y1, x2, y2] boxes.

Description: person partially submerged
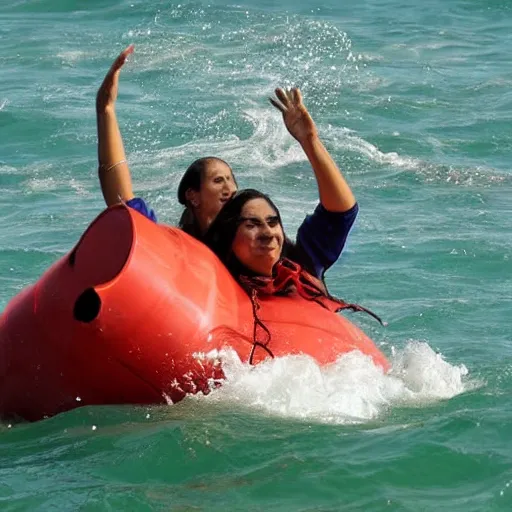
[[96, 45, 359, 273], [95, 45, 237, 238], [203, 188, 384, 363]]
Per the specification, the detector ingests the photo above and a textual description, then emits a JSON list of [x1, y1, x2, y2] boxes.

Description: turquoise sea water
[[1, 0, 511, 509]]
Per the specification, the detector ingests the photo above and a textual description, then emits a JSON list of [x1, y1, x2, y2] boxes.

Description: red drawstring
[[247, 288, 274, 365], [240, 259, 385, 365]]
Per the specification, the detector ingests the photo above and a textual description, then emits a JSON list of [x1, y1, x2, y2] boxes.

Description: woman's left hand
[[270, 87, 318, 144], [96, 44, 134, 113]]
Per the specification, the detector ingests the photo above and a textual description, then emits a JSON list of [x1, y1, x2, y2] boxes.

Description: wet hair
[[204, 189, 385, 365], [203, 189, 291, 363], [203, 188, 298, 279], [177, 157, 236, 238]]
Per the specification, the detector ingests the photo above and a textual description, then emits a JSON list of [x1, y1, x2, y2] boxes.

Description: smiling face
[[232, 198, 284, 276], [186, 160, 237, 233]]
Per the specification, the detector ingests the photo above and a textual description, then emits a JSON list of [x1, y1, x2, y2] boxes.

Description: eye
[[213, 177, 223, 184], [267, 218, 280, 228], [241, 219, 259, 229]]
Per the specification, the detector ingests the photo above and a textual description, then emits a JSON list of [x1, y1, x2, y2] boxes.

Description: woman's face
[[189, 161, 237, 232], [232, 198, 284, 276]]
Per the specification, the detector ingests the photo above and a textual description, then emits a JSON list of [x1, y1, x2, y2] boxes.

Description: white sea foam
[[56, 50, 89, 66], [128, 107, 306, 178], [189, 341, 477, 425], [130, 106, 420, 180]]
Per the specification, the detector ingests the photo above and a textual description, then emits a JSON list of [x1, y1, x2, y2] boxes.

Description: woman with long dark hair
[[96, 46, 358, 268], [203, 189, 382, 363]]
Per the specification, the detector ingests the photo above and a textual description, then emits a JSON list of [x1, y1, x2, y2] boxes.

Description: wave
[[188, 341, 478, 425]]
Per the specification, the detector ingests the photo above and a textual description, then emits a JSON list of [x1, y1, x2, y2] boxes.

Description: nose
[[260, 221, 276, 238], [221, 181, 232, 196], [226, 181, 237, 196]]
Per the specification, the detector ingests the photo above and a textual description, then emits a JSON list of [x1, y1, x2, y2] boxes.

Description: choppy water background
[[1, 0, 511, 510]]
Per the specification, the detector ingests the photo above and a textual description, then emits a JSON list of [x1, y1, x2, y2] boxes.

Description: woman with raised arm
[[96, 47, 358, 272], [95, 45, 237, 237]]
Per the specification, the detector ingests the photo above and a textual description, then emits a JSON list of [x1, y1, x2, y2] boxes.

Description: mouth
[[257, 245, 278, 253]]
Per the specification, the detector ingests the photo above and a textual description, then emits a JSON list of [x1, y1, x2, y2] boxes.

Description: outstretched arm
[[270, 88, 356, 213], [96, 45, 135, 207]]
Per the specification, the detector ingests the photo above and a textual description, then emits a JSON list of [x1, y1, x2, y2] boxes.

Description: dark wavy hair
[[203, 188, 306, 279], [203, 188, 379, 365], [177, 157, 236, 238]]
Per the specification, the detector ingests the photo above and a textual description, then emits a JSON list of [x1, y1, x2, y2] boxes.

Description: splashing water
[[190, 341, 477, 425]]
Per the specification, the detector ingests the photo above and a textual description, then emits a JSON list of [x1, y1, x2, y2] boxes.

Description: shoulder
[[298, 202, 358, 241], [126, 197, 158, 223], [304, 202, 358, 225], [295, 202, 359, 278]]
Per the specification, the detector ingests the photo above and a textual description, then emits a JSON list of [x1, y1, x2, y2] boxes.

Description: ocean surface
[[1, 0, 511, 510]]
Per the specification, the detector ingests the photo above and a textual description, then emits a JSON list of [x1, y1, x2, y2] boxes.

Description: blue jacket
[[125, 197, 358, 279]]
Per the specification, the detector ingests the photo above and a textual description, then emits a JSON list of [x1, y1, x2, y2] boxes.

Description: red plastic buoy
[[0, 205, 389, 421]]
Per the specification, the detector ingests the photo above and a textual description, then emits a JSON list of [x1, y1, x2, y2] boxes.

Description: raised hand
[[269, 87, 318, 144], [96, 45, 134, 113]]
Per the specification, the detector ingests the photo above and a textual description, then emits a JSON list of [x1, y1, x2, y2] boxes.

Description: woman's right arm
[[96, 45, 135, 207], [270, 87, 356, 213]]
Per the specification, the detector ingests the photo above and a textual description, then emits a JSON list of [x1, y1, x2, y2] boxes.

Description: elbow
[[322, 199, 357, 213]]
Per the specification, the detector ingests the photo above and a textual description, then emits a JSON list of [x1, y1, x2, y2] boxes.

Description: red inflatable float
[[0, 205, 389, 421]]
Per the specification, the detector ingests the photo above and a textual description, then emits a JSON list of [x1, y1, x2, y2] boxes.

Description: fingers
[[269, 97, 286, 114], [269, 88, 289, 113], [97, 45, 134, 105], [270, 87, 304, 115], [272, 87, 303, 107], [275, 87, 289, 106], [292, 88, 303, 105], [118, 44, 134, 65], [108, 44, 134, 77]]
